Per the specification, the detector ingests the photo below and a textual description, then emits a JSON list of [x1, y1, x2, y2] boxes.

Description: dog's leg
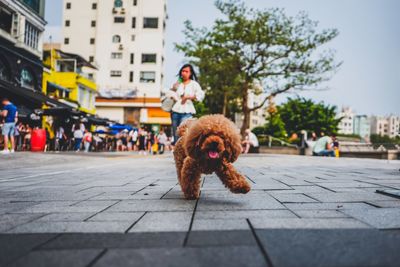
[[173, 139, 185, 186], [216, 162, 251, 194], [180, 157, 202, 200]]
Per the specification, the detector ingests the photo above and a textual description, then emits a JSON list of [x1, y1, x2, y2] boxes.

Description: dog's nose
[[210, 141, 219, 150]]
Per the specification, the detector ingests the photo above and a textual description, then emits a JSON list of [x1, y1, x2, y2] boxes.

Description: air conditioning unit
[[121, 8, 125, 14], [112, 8, 117, 14], [118, 44, 124, 50]]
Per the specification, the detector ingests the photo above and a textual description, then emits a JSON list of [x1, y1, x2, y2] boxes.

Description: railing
[[257, 134, 298, 148]]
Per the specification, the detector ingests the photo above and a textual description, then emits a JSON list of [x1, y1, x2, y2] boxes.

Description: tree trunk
[[222, 91, 228, 116], [240, 83, 250, 137]]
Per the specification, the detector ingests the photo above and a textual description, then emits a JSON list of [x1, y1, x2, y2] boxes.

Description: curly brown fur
[[173, 114, 251, 200]]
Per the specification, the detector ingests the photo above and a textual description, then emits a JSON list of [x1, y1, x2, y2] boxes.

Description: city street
[[0, 153, 399, 266]]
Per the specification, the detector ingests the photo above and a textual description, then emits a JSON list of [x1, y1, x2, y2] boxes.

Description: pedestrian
[[72, 122, 83, 152], [1, 98, 18, 154], [170, 64, 205, 145], [138, 128, 147, 155], [242, 129, 259, 154], [128, 128, 138, 151], [157, 129, 167, 154], [55, 125, 66, 151], [312, 134, 336, 157], [83, 129, 93, 152]]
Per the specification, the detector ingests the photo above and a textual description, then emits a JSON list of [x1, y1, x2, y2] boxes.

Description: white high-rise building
[[337, 107, 354, 135], [370, 115, 400, 138], [61, 0, 168, 125]]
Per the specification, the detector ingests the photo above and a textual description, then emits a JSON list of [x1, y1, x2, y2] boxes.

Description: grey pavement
[[0, 152, 400, 267]]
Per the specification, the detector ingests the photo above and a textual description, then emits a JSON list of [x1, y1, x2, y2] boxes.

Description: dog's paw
[[184, 194, 199, 200]]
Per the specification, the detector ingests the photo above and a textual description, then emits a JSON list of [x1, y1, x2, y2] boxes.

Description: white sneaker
[[1, 150, 10, 155], [10, 149, 15, 153]]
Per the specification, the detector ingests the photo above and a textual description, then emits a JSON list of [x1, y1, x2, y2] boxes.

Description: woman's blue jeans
[[171, 112, 192, 145]]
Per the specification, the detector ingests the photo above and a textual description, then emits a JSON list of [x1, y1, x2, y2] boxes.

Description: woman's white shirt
[[171, 80, 204, 114]]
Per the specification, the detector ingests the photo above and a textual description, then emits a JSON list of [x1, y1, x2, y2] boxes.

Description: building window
[[141, 54, 156, 63], [129, 71, 133, 82], [140, 71, 155, 83], [92, 3, 97, 9], [0, 57, 11, 82], [130, 53, 134, 64], [110, 70, 122, 77], [65, 20, 70, 27], [90, 38, 95, 44], [132, 17, 136, 28], [114, 0, 123, 8], [111, 52, 123, 59], [133, 0, 137, 6], [112, 35, 121, 43], [66, 2, 71, 9], [64, 38, 69, 44], [89, 56, 94, 63], [20, 68, 35, 90], [143, 17, 158, 28], [24, 22, 40, 49], [91, 20, 96, 27], [114, 17, 125, 23]]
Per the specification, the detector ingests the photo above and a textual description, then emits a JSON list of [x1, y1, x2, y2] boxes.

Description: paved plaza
[[0, 152, 399, 267]]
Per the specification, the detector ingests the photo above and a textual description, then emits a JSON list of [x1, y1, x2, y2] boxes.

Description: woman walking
[[170, 64, 204, 144]]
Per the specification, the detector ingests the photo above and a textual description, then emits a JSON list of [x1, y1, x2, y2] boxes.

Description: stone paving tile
[[40, 232, 186, 249], [0, 213, 46, 232], [255, 229, 400, 267], [268, 193, 318, 203], [92, 246, 267, 267], [87, 212, 145, 222], [341, 208, 400, 229], [284, 202, 374, 210], [31, 212, 93, 222], [7, 249, 102, 267], [250, 218, 371, 229], [7, 221, 133, 233], [107, 199, 196, 212], [306, 192, 397, 202], [129, 211, 192, 232], [197, 194, 285, 211], [292, 210, 350, 218], [192, 218, 249, 231], [187, 230, 258, 247], [194, 209, 296, 220], [0, 234, 57, 266]]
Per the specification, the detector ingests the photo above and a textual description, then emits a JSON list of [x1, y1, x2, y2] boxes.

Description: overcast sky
[[45, 0, 399, 116]]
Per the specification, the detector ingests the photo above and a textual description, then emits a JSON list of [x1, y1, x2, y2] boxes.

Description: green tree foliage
[[370, 134, 400, 144], [253, 113, 287, 139], [175, 0, 341, 134], [278, 97, 341, 136]]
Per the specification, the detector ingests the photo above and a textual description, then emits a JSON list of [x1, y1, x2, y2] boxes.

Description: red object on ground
[[31, 129, 46, 152]]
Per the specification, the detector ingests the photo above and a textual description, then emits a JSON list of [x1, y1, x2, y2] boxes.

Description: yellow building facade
[[42, 49, 97, 115]]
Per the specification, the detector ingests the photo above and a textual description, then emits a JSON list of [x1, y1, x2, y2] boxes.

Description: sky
[[44, 0, 400, 116]]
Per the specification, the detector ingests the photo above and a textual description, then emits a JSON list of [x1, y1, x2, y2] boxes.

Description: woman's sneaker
[[1, 150, 10, 155]]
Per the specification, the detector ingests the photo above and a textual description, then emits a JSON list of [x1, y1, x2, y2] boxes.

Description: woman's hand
[[181, 95, 195, 104], [172, 82, 180, 91]]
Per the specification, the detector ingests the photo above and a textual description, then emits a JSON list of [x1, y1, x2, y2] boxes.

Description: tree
[[176, 0, 341, 135], [253, 112, 287, 139], [278, 97, 341, 136]]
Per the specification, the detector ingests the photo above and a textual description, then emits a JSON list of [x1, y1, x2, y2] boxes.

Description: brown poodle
[[173, 114, 251, 200]]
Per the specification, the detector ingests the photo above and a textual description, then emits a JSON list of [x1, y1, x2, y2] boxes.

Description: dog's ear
[[223, 131, 242, 163], [184, 128, 202, 159]]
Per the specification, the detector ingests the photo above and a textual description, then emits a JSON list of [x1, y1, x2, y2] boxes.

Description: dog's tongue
[[208, 151, 219, 159]]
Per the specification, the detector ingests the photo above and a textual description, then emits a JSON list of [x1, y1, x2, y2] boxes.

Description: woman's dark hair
[[177, 64, 198, 81]]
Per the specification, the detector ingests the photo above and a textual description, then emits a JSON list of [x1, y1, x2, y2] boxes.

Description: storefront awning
[[0, 79, 71, 109], [140, 107, 171, 125]]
